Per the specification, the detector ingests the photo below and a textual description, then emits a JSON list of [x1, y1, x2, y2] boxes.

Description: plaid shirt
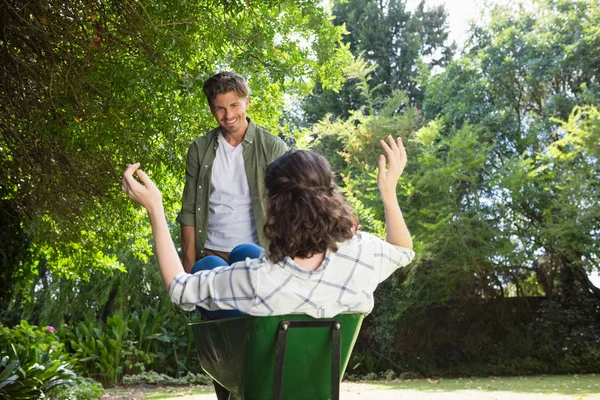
[[169, 232, 415, 318]]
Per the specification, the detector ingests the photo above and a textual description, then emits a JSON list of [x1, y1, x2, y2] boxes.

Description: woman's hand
[[377, 135, 407, 202], [122, 163, 182, 289], [122, 163, 163, 214]]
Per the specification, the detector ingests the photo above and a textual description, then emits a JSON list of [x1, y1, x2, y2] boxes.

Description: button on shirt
[[169, 232, 416, 318]]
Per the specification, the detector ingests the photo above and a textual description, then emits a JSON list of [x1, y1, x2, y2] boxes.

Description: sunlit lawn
[[101, 374, 600, 399], [373, 374, 600, 396]]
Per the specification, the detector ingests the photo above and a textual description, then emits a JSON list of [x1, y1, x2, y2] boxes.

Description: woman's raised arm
[[122, 163, 184, 289], [377, 136, 413, 249]]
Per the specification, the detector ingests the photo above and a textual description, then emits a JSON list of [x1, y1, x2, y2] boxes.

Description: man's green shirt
[[177, 119, 287, 260]]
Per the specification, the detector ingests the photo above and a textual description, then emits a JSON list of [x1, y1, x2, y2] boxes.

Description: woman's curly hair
[[264, 150, 358, 264]]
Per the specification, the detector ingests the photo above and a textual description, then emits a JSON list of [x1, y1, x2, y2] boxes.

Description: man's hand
[[122, 163, 163, 214], [377, 135, 407, 202]]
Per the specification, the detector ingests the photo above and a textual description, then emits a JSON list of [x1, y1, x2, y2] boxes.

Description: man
[[177, 71, 287, 272], [176, 72, 286, 399]]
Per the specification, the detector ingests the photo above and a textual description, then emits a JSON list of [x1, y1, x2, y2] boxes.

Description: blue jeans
[[191, 243, 263, 320]]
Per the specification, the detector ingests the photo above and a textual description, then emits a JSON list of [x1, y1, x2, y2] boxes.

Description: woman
[[122, 136, 414, 318]]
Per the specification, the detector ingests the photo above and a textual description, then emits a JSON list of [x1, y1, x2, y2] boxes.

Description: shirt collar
[[211, 117, 254, 148], [243, 118, 255, 144], [278, 251, 331, 280], [213, 118, 255, 145]]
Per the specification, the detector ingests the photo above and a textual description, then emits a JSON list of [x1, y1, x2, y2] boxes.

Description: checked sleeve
[[168, 262, 257, 313], [358, 232, 415, 283]]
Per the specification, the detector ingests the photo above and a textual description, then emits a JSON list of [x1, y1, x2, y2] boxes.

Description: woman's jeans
[[190, 243, 263, 320]]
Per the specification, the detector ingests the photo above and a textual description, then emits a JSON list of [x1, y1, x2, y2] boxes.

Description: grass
[[143, 385, 213, 399], [102, 384, 215, 399], [371, 374, 600, 396], [102, 374, 600, 399]]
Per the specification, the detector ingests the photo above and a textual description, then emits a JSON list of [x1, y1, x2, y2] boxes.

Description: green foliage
[[0, 309, 203, 391], [417, 0, 600, 300], [144, 310, 201, 377], [122, 371, 211, 386], [310, 88, 420, 236], [309, 0, 600, 377], [9, 238, 202, 385], [0, 321, 64, 355], [344, 369, 396, 382], [65, 314, 130, 386], [352, 297, 600, 377], [0, 0, 352, 298], [0, 321, 77, 399], [46, 377, 103, 400], [61, 304, 201, 386], [302, 0, 454, 123], [0, 197, 29, 324], [525, 298, 600, 373], [402, 121, 500, 306]]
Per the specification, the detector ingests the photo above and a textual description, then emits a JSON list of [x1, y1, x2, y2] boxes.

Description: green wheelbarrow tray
[[190, 313, 365, 400]]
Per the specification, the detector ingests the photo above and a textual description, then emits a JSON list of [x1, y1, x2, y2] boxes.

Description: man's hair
[[202, 71, 250, 104], [264, 150, 359, 264]]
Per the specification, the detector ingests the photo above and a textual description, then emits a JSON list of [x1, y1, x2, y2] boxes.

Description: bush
[[122, 371, 212, 386], [363, 372, 379, 381], [64, 315, 128, 387], [383, 369, 396, 380], [46, 377, 104, 400], [0, 321, 77, 399], [62, 306, 203, 386], [352, 297, 600, 377]]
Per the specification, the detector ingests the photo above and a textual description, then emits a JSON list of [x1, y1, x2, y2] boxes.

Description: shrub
[[64, 314, 129, 386], [363, 372, 379, 381], [46, 377, 104, 400], [383, 369, 396, 380], [0, 321, 77, 399], [353, 297, 600, 377], [62, 306, 203, 386], [122, 371, 212, 386]]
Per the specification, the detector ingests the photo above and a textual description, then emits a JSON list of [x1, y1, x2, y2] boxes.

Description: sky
[[405, 0, 511, 48]]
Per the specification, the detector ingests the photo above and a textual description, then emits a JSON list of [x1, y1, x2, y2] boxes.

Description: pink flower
[[46, 326, 55, 333]]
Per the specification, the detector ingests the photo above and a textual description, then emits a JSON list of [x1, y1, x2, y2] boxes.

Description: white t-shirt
[[205, 133, 259, 251]]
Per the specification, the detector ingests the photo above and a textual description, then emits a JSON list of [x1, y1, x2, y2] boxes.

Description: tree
[[302, 0, 454, 124], [0, 0, 351, 318], [307, 0, 600, 308], [420, 0, 600, 300], [298, 3, 599, 367], [294, 0, 599, 372]]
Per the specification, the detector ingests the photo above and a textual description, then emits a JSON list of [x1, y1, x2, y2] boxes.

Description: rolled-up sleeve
[[168, 262, 257, 312], [176, 142, 199, 226], [369, 235, 415, 283]]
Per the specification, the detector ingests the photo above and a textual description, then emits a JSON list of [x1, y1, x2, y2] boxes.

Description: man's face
[[210, 91, 249, 136]]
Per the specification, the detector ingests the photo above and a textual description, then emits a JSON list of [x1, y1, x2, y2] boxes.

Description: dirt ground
[[101, 381, 600, 400]]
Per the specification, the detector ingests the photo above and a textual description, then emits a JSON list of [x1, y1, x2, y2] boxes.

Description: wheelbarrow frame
[[190, 313, 365, 400]]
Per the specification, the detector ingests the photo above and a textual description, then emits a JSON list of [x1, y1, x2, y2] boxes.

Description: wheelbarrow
[[190, 313, 365, 400]]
